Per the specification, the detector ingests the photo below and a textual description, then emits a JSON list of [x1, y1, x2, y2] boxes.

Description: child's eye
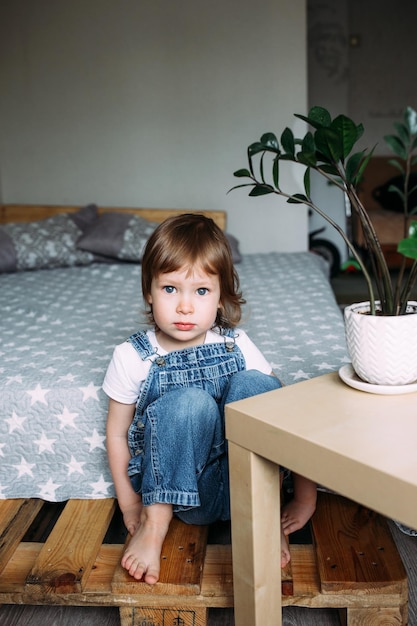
[[197, 288, 208, 296], [163, 286, 176, 294]]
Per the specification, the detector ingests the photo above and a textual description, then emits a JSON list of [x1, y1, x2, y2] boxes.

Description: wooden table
[[225, 372, 417, 626]]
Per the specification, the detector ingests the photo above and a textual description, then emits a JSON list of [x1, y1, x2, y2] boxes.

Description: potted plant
[[231, 105, 417, 386]]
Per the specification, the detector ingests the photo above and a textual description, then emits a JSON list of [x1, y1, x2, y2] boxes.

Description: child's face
[[147, 264, 221, 351]]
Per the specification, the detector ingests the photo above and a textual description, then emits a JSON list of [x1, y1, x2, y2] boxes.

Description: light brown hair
[[141, 213, 245, 328]]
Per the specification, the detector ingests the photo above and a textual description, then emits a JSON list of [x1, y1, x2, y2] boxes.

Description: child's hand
[[122, 501, 143, 536]]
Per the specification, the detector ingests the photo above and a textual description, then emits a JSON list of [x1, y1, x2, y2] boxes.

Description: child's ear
[[146, 293, 153, 304]]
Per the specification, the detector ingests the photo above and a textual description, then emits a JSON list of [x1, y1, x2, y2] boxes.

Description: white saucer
[[338, 364, 417, 395]]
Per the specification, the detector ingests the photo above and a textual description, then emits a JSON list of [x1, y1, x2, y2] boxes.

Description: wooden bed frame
[[0, 204, 227, 229], [0, 205, 408, 625]]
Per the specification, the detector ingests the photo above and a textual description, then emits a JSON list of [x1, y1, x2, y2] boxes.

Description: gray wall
[[0, 0, 308, 254], [307, 0, 417, 264]]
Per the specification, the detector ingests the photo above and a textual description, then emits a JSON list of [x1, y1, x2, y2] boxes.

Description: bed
[[0, 204, 360, 625], [0, 204, 349, 502]]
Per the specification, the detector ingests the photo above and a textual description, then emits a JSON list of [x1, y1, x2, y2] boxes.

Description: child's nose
[[177, 296, 193, 314]]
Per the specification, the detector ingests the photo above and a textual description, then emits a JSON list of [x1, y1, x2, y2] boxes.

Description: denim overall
[[126, 329, 281, 524]]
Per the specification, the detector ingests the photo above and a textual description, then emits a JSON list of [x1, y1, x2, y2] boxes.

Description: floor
[[2, 271, 417, 625]]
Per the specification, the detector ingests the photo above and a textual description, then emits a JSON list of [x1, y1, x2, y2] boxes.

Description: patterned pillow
[[0, 206, 97, 273], [76, 212, 159, 261], [77, 212, 242, 264]]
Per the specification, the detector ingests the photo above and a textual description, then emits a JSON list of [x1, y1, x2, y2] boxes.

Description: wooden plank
[[200, 544, 233, 599], [0, 205, 227, 230], [25, 499, 116, 594], [119, 606, 208, 626], [345, 606, 407, 625], [311, 493, 407, 595], [0, 499, 44, 575], [111, 518, 208, 596]]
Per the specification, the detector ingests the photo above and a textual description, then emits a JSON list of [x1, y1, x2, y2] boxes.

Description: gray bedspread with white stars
[[0, 253, 348, 501]]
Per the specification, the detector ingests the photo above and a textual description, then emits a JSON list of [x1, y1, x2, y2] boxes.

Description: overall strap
[[127, 330, 155, 360]]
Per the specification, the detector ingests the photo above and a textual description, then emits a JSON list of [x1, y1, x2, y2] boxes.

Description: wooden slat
[[25, 499, 116, 594], [0, 205, 227, 230], [200, 544, 233, 599], [119, 606, 208, 626], [311, 493, 407, 595], [112, 518, 208, 596], [0, 499, 44, 575]]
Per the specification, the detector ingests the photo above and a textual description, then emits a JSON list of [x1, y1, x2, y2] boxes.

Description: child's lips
[[174, 322, 195, 331]]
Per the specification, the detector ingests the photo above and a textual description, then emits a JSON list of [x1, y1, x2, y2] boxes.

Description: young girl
[[103, 213, 316, 584]]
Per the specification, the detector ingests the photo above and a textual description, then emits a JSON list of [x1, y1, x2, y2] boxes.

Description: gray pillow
[[0, 205, 98, 273], [77, 212, 242, 264], [77, 212, 159, 261]]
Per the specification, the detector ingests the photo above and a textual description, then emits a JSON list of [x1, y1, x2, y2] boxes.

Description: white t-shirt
[[102, 328, 272, 405]]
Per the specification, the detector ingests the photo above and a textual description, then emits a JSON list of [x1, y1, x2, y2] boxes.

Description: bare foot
[[121, 502, 173, 584], [281, 496, 316, 536], [281, 526, 291, 567]]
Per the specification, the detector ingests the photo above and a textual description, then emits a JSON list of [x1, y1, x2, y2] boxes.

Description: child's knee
[[225, 369, 281, 403]]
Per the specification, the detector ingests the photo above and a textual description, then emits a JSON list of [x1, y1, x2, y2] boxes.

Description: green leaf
[[287, 193, 309, 204], [346, 150, 366, 183], [233, 169, 251, 178], [249, 185, 274, 197], [398, 237, 417, 259], [301, 131, 315, 153], [304, 168, 311, 197], [281, 127, 295, 156], [295, 106, 331, 130], [353, 149, 375, 186], [315, 127, 342, 162], [404, 106, 417, 135], [272, 156, 279, 188], [393, 122, 410, 145], [248, 142, 265, 158], [387, 158, 405, 174], [331, 115, 363, 158], [260, 132, 280, 152], [384, 134, 407, 159], [317, 163, 340, 176], [228, 183, 256, 193], [297, 149, 317, 167]]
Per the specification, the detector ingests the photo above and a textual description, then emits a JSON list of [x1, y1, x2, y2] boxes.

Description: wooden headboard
[[0, 205, 227, 230]]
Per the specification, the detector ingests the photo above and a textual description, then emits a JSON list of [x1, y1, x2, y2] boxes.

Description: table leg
[[229, 441, 282, 626]]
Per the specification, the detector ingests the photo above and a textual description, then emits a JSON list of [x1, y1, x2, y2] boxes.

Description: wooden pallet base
[[0, 493, 408, 625]]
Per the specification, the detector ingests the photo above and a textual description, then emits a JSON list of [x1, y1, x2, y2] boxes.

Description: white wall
[[0, 0, 308, 254]]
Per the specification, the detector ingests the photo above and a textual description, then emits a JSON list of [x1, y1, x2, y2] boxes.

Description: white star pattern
[[38, 478, 62, 500], [66, 455, 86, 475], [13, 457, 36, 478], [79, 382, 100, 401], [56, 406, 79, 429], [6, 375, 23, 385], [34, 432, 56, 453], [27, 383, 50, 405], [0, 443, 6, 457], [90, 475, 113, 496], [291, 369, 312, 380], [59, 373, 77, 382], [6, 411, 27, 433], [84, 429, 106, 452]]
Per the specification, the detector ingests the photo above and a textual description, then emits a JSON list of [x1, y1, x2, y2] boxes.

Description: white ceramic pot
[[344, 301, 417, 385]]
